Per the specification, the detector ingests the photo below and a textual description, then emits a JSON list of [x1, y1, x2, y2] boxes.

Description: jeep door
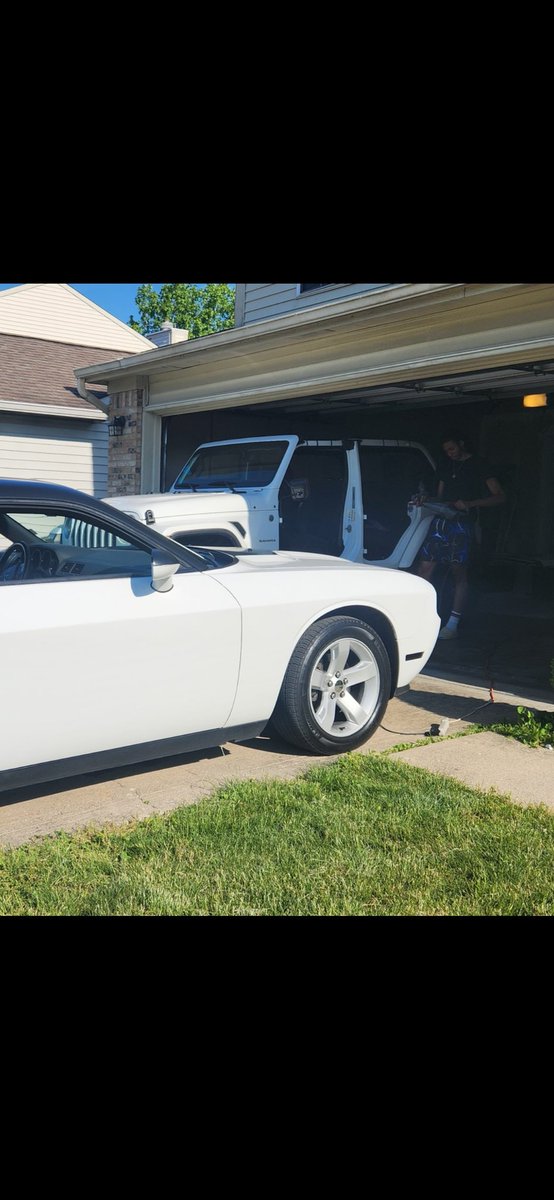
[[278, 441, 361, 559], [359, 440, 436, 569]]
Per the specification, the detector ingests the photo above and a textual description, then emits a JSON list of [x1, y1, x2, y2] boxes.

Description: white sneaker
[[439, 625, 458, 640]]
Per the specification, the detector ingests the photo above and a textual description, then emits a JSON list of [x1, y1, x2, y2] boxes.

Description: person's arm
[[437, 479, 445, 500], [454, 476, 506, 513]]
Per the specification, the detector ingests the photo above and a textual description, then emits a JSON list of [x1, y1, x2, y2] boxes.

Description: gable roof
[[0, 284, 154, 353], [0, 333, 116, 418]]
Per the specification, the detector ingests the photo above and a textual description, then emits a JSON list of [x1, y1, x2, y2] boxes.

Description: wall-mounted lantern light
[[108, 414, 126, 436]]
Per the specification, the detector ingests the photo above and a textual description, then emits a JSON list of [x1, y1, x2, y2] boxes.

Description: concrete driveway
[[2, 673, 553, 849]]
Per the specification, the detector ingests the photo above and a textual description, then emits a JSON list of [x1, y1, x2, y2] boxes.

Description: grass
[[481, 706, 554, 749], [1, 753, 554, 915]]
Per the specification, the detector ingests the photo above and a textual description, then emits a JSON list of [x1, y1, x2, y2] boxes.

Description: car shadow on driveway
[[0, 743, 234, 808], [0, 727, 324, 809]]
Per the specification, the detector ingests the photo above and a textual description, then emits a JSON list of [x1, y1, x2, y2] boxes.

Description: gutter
[[0, 398, 107, 420], [76, 375, 110, 414]]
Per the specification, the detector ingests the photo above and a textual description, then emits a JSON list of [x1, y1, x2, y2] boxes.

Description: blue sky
[[0, 283, 162, 326]]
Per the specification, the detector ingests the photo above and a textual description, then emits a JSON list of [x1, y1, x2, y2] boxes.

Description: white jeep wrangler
[[103, 434, 450, 571]]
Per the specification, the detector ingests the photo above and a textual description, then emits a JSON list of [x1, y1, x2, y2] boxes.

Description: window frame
[[0, 497, 209, 587], [296, 283, 341, 296]]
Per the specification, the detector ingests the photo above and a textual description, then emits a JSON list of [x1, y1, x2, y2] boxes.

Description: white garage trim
[[141, 334, 554, 417]]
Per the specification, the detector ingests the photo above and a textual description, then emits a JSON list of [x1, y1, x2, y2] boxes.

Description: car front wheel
[[270, 615, 391, 754]]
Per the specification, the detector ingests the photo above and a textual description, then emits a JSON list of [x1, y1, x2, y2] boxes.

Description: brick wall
[[107, 387, 143, 495]]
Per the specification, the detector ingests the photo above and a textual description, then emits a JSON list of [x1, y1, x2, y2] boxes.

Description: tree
[[129, 283, 235, 339]]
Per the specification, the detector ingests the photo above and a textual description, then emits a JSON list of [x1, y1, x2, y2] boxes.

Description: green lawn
[[1, 753, 553, 915]]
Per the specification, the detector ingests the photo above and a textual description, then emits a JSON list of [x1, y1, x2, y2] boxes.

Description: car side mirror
[[151, 549, 180, 592]]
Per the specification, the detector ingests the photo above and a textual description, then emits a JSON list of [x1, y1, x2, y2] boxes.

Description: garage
[[159, 373, 554, 690], [75, 283, 554, 695], [160, 360, 553, 552]]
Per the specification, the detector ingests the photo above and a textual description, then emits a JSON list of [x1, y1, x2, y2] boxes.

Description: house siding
[[0, 284, 153, 352], [0, 413, 108, 497], [240, 283, 397, 325]]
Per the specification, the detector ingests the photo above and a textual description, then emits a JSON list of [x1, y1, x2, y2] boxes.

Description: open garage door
[[161, 353, 554, 569], [161, 362, 554, 698]]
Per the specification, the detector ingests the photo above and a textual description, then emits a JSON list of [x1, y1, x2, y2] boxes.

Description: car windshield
[[173, 441, 290, 490]]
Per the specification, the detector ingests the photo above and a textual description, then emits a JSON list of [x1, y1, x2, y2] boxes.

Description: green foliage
[[381, 728, 479, 754], [128, 283, 235, 339], [2, 753, 554, 915], [487, 705, 554, 748]]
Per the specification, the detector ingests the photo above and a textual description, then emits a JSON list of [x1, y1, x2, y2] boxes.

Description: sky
[[0, 283, 162, 326]]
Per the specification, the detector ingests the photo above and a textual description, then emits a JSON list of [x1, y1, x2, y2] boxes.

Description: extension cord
[[382, 686, 495, 739]]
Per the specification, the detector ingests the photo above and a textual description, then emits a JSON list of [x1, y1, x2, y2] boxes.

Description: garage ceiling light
[[522, 393, 547, 408]]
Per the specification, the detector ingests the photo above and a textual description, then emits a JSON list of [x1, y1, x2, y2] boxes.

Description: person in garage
[[416, 430, 506, 639]]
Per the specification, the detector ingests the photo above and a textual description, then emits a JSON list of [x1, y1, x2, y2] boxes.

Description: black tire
[[270, 615, 391, 754]]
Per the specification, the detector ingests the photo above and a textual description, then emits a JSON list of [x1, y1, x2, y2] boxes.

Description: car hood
[[104, 491, 252, 519], [213, 550, 438, 618], [223, 550, 405, 578]]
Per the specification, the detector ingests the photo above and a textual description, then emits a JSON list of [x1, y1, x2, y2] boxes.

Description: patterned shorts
[[420, 516, 472, 566]]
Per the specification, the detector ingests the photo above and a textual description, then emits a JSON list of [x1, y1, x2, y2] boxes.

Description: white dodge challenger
[[0, 480, 440, 793]]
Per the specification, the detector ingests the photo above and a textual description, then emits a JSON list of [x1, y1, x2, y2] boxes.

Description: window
[[173, 440, 291, 490], [0, 509, 153, 584], [299, 283, 338, 293]]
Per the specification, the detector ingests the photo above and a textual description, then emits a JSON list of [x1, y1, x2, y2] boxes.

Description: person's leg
[[436, 517, 472, 640], [451, 563, 469, 616], [417, 559, 436, 582], [416, 518, 441, 594], [439, 563, 468, 639]]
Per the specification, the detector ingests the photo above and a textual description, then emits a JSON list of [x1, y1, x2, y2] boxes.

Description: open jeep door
[[278, 440, 362, 560], [359, 440, 437, 569]]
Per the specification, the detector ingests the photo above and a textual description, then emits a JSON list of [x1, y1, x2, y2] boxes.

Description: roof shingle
[[0, 334, 135, 412]]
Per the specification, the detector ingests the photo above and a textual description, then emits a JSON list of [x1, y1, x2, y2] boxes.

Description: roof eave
[[74, 284, 465, 385]]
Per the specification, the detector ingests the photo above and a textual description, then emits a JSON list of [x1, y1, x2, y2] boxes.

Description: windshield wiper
[[200, 479, 246, 493], [175, 480, 246, 493], [208, 479, 245, 492]]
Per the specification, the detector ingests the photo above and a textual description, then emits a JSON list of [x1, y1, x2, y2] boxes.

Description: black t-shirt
[[440, 455, 497, 504]]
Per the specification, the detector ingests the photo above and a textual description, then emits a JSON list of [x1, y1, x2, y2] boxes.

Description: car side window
[[0, 509, 153, 584]]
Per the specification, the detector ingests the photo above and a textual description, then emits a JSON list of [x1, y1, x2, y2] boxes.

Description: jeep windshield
[[172, 440, 291, 490]]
